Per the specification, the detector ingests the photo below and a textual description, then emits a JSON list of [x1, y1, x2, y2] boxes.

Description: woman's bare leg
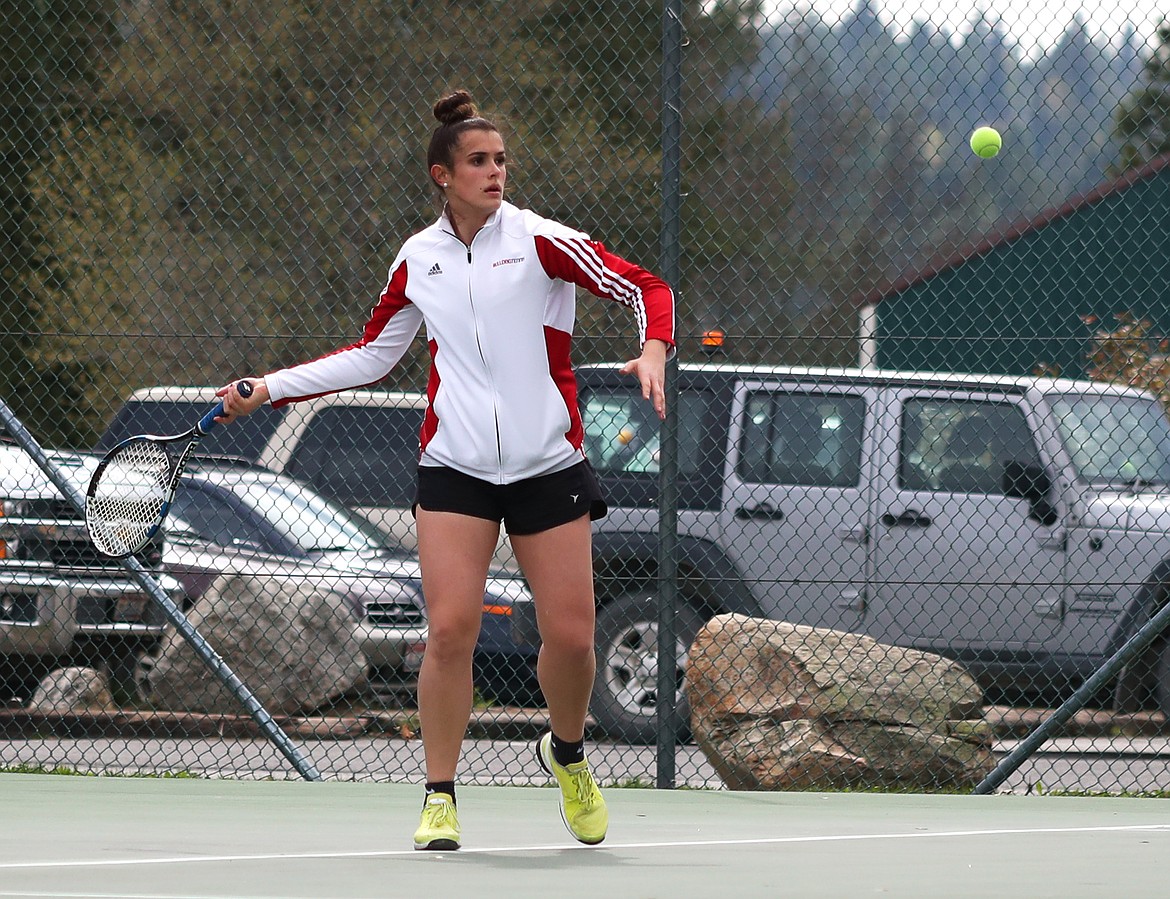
[[414, 508, 500, 781], [510, 514, 595, 741]]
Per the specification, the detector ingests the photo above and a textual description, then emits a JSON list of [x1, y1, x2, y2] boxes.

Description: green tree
[[0, 3, 48, 426], [526, 0, 663, 148], [82, 1, 678, 380], [0, 1, 115, 446], [20, 0, 779, 407], [1115, 19, 1170, 172]]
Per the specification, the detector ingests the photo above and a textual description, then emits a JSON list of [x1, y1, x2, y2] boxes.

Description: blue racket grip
[[198, 380, 254, 435]]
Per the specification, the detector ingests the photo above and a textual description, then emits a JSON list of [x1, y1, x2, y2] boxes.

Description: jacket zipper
[[453, 231, 505, 480]]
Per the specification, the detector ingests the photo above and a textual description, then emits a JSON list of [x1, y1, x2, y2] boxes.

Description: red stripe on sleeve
[[361, 260, 412, 346], [534, 234, 675, 350]]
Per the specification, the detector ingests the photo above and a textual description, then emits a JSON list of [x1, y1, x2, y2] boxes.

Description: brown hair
[[426, 90, 500, 184]]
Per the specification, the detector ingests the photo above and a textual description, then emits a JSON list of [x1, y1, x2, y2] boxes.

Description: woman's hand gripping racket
[[85, 380, 254, 558]]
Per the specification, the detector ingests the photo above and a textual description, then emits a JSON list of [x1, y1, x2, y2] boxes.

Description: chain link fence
[[4, 1, 1170, 795]]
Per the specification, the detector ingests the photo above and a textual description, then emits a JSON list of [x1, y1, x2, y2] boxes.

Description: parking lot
[[3, 699, 1169, 795]]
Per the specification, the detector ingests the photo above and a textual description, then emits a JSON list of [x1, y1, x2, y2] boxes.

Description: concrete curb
[[0, 704, 1165, 743], [980, 705, 1168, 739], [0, 705, 553, 742]]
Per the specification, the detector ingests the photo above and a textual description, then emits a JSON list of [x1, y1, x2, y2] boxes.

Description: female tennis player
[[217, 89, 675, 851]]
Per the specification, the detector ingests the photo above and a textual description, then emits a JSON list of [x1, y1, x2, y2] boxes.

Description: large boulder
[[146, 573, 366, 715], [686, 614, 995, 790], [30, 667, 115, 712]]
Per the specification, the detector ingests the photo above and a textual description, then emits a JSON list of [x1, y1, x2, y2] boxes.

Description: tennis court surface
[[1, 773, 1166, 898]]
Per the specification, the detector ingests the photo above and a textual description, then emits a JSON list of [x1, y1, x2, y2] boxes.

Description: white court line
[[0, 894, 230, 899], [0, 823, 1167, 875]]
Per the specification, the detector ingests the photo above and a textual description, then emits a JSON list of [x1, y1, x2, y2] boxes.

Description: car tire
[[0, 657, 42, 708], [590, 592, 706, 745]]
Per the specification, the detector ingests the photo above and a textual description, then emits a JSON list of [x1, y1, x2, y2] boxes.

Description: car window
[[230, 478, 390, 552], [900, 399, 1040, 494], [284, 406, 423, 507], [737, 392, 865, 487], [580, 388, 713, 476], [167, 489, 271, 549], [1047, 393, 1170, 486], [97, 399, 285, 459]]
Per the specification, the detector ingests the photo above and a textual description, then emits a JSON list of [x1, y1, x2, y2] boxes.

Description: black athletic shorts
[[413, 460, 608, 536]]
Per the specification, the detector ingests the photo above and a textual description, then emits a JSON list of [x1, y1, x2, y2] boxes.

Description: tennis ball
[[970, 126, 1002, 159]]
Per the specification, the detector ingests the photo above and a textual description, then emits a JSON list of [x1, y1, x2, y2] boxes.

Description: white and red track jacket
[[265, 201, 676, 484]]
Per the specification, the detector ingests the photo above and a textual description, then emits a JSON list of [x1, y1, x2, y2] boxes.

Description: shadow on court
[[0, 774, 1166, 898]]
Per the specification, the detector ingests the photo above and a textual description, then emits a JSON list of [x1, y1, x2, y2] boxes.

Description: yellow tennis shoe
[[413, 792, 461, 851], [536, 733, 608, 845]]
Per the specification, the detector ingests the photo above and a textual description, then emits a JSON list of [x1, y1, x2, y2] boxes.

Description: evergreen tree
[[0, 4, 47, 425], [1116, 19, 1170, 172], [0, 1, 114, 446]]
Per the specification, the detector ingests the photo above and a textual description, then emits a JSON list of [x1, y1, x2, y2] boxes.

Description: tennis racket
[[85, 380, 254, 558]]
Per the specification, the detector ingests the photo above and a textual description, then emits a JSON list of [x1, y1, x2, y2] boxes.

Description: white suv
[[508, 363, 1170, 742]]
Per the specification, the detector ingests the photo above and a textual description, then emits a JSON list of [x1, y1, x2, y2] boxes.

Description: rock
[[146, 572, 366, 715], [686, 613, 995, 790], [30, 667, 114, 712]]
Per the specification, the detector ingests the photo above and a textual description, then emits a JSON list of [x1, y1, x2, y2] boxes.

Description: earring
[[440, 182, 448, 188]]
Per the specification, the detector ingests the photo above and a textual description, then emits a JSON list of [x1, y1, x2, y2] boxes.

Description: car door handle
[[836, 526, 868, 545], [1036, 530, 1068, 552], [880, 510, 932, 528], [736, 503, 785, 521]]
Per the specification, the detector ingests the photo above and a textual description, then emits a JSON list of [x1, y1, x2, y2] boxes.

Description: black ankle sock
[[550, 733, 585, 767], [424, 781, 456, 806]]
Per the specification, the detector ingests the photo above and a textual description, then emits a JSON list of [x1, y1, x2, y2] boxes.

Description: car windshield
[[1047, 392, 1170, 487], [580, 387, 713, 475], [229, 478, 397, 553]]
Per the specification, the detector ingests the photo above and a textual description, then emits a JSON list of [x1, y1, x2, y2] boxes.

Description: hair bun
[[433, 90, 479, 126]]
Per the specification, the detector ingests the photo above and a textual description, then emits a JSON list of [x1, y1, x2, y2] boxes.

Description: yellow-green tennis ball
[[970, 126, 1002, 158]]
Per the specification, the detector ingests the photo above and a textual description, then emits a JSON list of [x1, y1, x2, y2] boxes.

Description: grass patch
[[1023, 780, 1170, 799], [0, 764, 200, 778]]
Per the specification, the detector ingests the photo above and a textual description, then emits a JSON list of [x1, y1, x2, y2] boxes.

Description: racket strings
[[85, 441, 173, 557]]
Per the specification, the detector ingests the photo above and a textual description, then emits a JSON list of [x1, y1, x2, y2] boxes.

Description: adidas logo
[[427, 262, 443, 276]]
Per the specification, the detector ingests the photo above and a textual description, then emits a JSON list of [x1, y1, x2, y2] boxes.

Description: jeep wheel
[[591, 593, 705, 744]]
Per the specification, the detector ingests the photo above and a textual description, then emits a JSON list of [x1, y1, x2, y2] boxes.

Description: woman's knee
[[539, 625, 595, 662], [424, 615, 480, 661]]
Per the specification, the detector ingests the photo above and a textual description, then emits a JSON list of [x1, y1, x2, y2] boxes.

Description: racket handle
[[198, 379, 255, 435]]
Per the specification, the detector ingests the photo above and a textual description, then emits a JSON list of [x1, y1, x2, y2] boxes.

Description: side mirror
[[1003, 461, 1049, 501], [1002, 461, 1058, 525]]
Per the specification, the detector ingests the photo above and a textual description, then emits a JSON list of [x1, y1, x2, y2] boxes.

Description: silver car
[[162, 462, 531, 688]]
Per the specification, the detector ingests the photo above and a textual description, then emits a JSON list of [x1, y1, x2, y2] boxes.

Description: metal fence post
[[656, 0, 684, 789]]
